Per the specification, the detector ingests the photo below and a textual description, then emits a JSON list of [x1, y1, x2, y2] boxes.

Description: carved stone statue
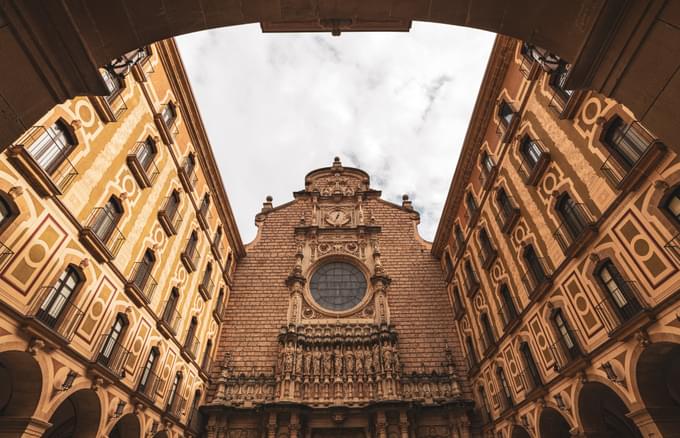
[[284, 342, 294, 373], [345, 348, 355, 375], [356, 347, 365, 375], [383, 344, 393, 372], [313, 347, 322, 377], [323, 346, 333, 377], [372, 344, 381, 373], [294, 345, 303, 375], [304, 347, 313, 376], [334, 347, 343, 376]]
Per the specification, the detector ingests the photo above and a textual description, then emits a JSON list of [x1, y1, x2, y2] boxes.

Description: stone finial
[[332, 156, 343, 169], [261, 195, 273, 212], [402, 194, 413, 210]]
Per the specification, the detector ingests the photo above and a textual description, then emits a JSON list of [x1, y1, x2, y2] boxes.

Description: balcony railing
[[497, 197, 520, 234], [600, 121, 665, 191], [480, 165, 498, 192], [211, 240, 224, 260], [137, 369, 162, 402], [549, 329, 584, 372], [127, 262, 158, 304], [7, 126, 79, 196], [80, 207, 125, 261], [494, 391, 513, 414], [165, 394, 187, 422], [26, 286, 85, 342], [498, 300, 520, 331], [183, 334, 200, 360], [664, 232, 680, 266], [199, 276, 215, 301], [465, 276, 480, 298], [158, 196, 183, 236], [594, 281, 649, 336], [553, 203, 596, 255], [127, 142, 160, 188], [104, 91, 128, 120], [521, 257, 553, 300], [517, 366, 542, 397], [213, 296, 225, 322], [481, 245, 498, 270], [517, 140, 550, 186], [0, 241, 14, 271], [93, 334, 130, 378], [547, 64, 574, 116], [464, 207, 480, 229], [495, 113, 518, 143], [159, 305, 182, 337], [179, 160, 198, 192], [181, 242, 200, 273]]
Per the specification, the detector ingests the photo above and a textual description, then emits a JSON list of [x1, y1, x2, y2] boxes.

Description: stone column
[[399, 410, 410, 438], [376, 410, 387, 438]]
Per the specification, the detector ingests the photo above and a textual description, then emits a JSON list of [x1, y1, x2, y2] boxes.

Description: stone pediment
[[303, 157, 372, 197]]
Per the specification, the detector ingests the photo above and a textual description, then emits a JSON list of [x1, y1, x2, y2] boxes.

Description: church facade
[[203, 158, 473, 438]]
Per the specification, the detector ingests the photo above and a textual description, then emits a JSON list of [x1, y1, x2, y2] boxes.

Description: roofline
[[431, 35, 516, 258], [156, 38, 246, 258]]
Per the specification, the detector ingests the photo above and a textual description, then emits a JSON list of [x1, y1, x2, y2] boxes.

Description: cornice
[[156, 38, 246, 258], [431, 35, 516, 257]]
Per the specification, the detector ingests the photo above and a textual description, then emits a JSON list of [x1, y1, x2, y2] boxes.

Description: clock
[[325, 209, 351, 227]]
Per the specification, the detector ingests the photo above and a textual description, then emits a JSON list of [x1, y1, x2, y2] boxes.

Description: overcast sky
[[176, 23, 495, 244]]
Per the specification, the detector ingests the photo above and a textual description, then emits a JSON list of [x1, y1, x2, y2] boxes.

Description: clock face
[[325, 210, 350, 227], [309, 262, 367, 311]]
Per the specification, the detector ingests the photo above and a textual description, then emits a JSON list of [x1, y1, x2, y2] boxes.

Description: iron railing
[[160, 304, 182, 336], [184, 334, 200, 360], [594, 281, 648, 335], [599, 121, 657, 188], [17, 125, 79, 192], [159, 195, 183, 231], [137, 369, 162, 401], [480, 165, 497, 191], [517, 139, 549, 185], [494, 390, 513, 414], [517, 366, 542, 396], [187, 408, 204, 435], [553, 203, 595, 254], [498, 299, 520, 330], [465, 275, 480, 297], [27, 286, 85, 342], [549, 329, 583, 371], [664, 232, 680, 266], [165, 394, 187, 421], [129, 142, 160, 184], [547, 63, 573, 114], [0, 241, 14, 271], [94, 333, 130, 378], [129, 262, 158, 303], [161, 104, 179, 136], [182, 239, 200, 270], [521, 257, 553, 299], [83, 207, 125, 257], [199, 276, 215, 300], [497, 195, 520, 234], [181, 159, 198, 190], [104, 90, 128, 119]]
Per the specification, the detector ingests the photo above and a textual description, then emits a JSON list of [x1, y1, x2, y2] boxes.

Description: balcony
[[157, 305, 182, 339], [498, 301, 520, 333], [594, 281, 651, 338], [600, 122, 666, 193], [198, 276, 214, 301], [79, 208, 125, 263], [181, 243, 200, 273], [465, 277, 480, 298], [90, 334, 130, 382], [480, 165, 498, 192], [6, 126, 78, 197], [126, 142, 160, 189], [178, 160, 198, 193], [497, 199, 520, 235], [182, 334, 200, 362], [453, 302, 465, 321], [521, 257, 553, 300], [480, 334, 497, 358], [546, 63, 584, 120], [135, 369, 161, 405], [517, 140, 550, 186], [125, 262, 158, 307], [0, 241, 14, 271], [89, 90, 128, 123], [158, 197, 183, 236], [464, 207, 480, 230], [212, 296, 225, 323], [494, 391, 513, 415], [664, 232, 680, 266], [517, 366, 545, 400], [23, 286, 85, 347], [549, 330, 587, 376], [553, 203, 596, 257], [211, 240, 224, 261], [481, 246, 498, 271], [154, 105, 179, 146], [164, 394, 187, 424], [496, 113, 520, 144], [466, 355, 480, 377], [197, 208, 211, 231]]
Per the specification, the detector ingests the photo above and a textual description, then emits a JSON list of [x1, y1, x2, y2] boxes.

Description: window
[[465, 336, 478, 368], [478, 385, 491, 420], [444, 252, 454, 277], [133, 249, 155, 289], [454, 225, 465, 252], [452, 286, 464, 314], [201, 262, 213, 291], [496, 188, 513, 217], [519, 342, 542, 387], [551, 309, 579, 358], [201, 339, 212, 369], [37, 265, 82, 327], [555, 193, 586, 239], [519, 136, 543, 170], [0, 194, 17, 232], [215, 288, 225, 315], [100, 69, 124, 100], [602, 116, 649, 168], [499, 284, 518, 322], [200, 194, 210, 217], [185, 317, 198, 348], [167, 372, 182, 408], [138, 347, 159, 392], [310, 262, 367, 311], [213, 226, 223, 255], [663, 186, 680, 226], [549, 62, 573, 99], [464, 260, 479, 295], [479, 228, 494, 259], [523, 245, 547, 285], [165, 190, 180, 220], [136, 137, 157, 170], [98, 314, 128, 365], [496, 367, 513, 407], [27, 119, 76, 174], [163, 288, 180, 324], [161, 102, 177, 128], [185, 231, 199, 256], [481, 152, 495, 175], [92, 196, 123, 242], [498, 101, 514, 126], [480, 313, 495, 348], [596, 260, 641, 321], [466, 193, 478, 217], [187, 390, 202, 426], [184, 153, 196, 177]]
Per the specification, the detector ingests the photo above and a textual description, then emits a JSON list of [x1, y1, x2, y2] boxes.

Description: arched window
[[136, 136, 157, 170], [185, 230, 199, 262], [499, 284, 518, 324], [465, 336, 478, 368], [466, 193, 478, 217], [166, 371, 183, 409], [200, 262, 213, 299], [478, 385, 491, 422], [93, 196, 123, 242], [555, 193, 587, 240], [481, 152, 495, 175], [199, 193, 210, 217], [454, 224, 465, 252], [98, 314, 128, 366], [138, 347, 159, 393], [201, 339, 212, 370], [162, 287, 180, 326], [132, 249, 155, 290], [165, 190, 181, 220], [452, 285, 464, 315], [213, 226, 223, 253], [100, 69, 124, 100], [479, 228, 495, 261], [602, 116, 649, 168], [596, 260, 642, 322], [184, 153, 196, 177], [551, 309, 580, 361], [161, 102, 177, 128], [27, 119, 77, 174], [480, 313, 495, 348], [214, 287, 225, 316], [185, 317, 198, 349], [662, 186, 680, 227], [496, 188, 514, 219], [519, 342, 542, 389], [37, 265, 83, 328], [498, 101, 514, 126], [0, 193, 18, 233], [496, 366, 513, 408], [523, 245, 547, 287], [187, 390, 202, 427], [519, 136, 543, 170], [464, 260, 479, 295]]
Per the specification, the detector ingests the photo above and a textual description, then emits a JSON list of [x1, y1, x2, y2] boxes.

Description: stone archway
[[633, 342, 680, 436], [577, 382, 642, 438], [0, 1, 677, 151], [510, 425, 531, 438], [0, 350, 45, 437], [109, 413, 141, 438], [538, 407, 571, 438], [43, 388, 101, 438]]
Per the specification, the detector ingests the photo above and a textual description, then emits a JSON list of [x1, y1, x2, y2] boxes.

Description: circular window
[[309, 262, 367, 312]]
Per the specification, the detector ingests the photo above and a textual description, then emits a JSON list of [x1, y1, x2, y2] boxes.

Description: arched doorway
[[44, 389, 101, 438], [578, 382, 642, 438], [0, 350, 44, 435], [511, 425, 531, 438], [635, 342, 680, 436], [538, 407, 571, 438], [109, 413, 141, 438]]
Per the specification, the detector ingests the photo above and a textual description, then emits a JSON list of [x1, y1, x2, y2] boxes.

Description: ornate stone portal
[[205, 158, 472, 438]]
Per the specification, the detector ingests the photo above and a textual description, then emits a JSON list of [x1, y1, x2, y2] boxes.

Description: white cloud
[[176, 23, 495, 243]]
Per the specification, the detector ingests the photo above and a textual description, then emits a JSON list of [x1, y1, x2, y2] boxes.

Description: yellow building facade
[[432, 37, 680, 438], [0, 39, 242, 437]]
